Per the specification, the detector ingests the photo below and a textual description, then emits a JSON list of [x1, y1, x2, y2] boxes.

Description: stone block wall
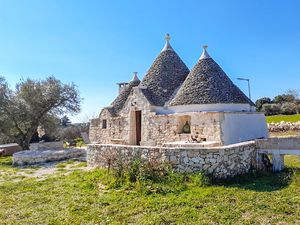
[[141, 112, 222, 146], [87, 141, 256, 178], [89, 110, 223, 146], [89, 87, 224, 146]]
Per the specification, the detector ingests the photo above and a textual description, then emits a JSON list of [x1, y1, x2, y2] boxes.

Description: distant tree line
[[256, 89, 300, 116]]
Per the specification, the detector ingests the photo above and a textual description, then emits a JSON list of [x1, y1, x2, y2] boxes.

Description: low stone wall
[[13, 148, 86, 166], [87, 141, 256, 178], [268, 121, 300, 132], [29, 141, 63, 151], [256, 137, 300, 149], [0, 143, 22, 156]]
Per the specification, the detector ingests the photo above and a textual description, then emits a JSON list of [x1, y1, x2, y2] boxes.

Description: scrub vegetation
[[0, 156, 299, 224]]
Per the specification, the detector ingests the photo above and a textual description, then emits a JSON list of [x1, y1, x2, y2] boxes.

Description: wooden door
[[135, 111, 142, 145]]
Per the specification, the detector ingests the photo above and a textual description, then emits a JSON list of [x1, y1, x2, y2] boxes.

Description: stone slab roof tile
[[139, 45, 189, 106], [170, 48, 254, 106]]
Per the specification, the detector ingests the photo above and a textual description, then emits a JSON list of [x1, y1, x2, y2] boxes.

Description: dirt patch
[[0, 158, 91, 183]]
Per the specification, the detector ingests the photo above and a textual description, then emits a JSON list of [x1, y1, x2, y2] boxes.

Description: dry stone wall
[[87, 141, 256, 178], [142, 112, 222, 146], [268, 121, 300, 132], [89, 87, 223, 146]]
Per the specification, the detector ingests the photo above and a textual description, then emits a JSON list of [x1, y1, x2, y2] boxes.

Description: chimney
[[117, 82, 128, 94]]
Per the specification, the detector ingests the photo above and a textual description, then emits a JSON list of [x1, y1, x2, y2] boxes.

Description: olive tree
[[261, 103, 281, 116], [255, 97, 272, 111], [0, 76, 81, 149]]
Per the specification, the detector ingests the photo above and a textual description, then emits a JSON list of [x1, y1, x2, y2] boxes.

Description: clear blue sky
[[1, 0, 300, 122]]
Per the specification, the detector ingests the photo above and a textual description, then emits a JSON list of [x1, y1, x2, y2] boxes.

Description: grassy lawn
[[266, 114, 300, 123], [0, 157, 300, 224]]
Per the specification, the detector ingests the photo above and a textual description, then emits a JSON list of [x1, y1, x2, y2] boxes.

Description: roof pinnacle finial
[[131, 72, 140, 82], [200, 44, 211, 60], [161, 33, 174, 52], [165, 33, 171, 42]]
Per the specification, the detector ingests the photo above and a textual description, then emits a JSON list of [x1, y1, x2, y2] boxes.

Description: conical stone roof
[[139, 34, 190, 106], [106, 73, 140, 116], [170, 46, 254, 106]]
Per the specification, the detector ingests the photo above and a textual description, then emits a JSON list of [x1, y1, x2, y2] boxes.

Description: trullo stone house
[[89, 34, 268, 147]]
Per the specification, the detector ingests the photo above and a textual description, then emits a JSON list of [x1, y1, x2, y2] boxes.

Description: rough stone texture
[[256, 137, 300, 150], [89, 43, 266, 147], [169, 58, 254, 106], [268, 121, 300, 132], [90, 93, 264, 146], [139, 47, 190, 106], [89, 88, 224, 146], [108, 79, 140, 117], [0, 143, 22, 156], [29, 141, 63, 151], [87, 141, 256, 179], [13, 148, 86, 166]]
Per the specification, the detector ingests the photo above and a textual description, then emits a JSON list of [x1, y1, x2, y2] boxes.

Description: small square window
[[102, 120, 107, 129]]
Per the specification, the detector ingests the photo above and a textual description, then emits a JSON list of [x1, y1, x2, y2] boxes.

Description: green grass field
[[0, 156, 300, 224], [266, 114, 300, 123]]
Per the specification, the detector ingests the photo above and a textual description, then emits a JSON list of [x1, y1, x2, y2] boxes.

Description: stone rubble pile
[[268, 121, 300, 132]]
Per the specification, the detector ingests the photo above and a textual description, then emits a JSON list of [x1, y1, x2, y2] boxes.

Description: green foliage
[[60, 115, 72, 127], [280, 102, 298, 115], [190, 171, 212, 187], [261, 103, 281, 115], [0, 76, 81, 148], [257, 90, 300, 115], [103, 159, 212, 195], [60, 123, 89, 142], [255, 97, 271, 111], [38, 115, 62, 142], [0, 156, 299, 224], [74, 137, 84, 147], [273, 94, 296, 104]]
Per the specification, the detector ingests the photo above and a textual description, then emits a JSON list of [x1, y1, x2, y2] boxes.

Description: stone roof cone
[[169, 45, 254, 106], [139, 34, 190, 106], [107, 72, 141, 116]]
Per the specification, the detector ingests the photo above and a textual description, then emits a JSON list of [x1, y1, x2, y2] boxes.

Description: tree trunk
[[17, 127, 37, 150], [17, 138, 30, 150], [21, 140, 30, 150]]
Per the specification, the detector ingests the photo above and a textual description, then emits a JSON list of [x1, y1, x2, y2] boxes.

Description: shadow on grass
[[0, 156, 13, 166], [213, 168, 299, 192]]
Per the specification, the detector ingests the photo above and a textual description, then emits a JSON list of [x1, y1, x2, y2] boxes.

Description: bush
[[59, 123, 89, 142], [190, 171, 212, 187], [74, 137, 84, 147], [262, 103, 281, 116], [255, 97, 271, 111], [280, 102, 298, 115], [101, 155, 212, 195], [273, 94, 296, 104]]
